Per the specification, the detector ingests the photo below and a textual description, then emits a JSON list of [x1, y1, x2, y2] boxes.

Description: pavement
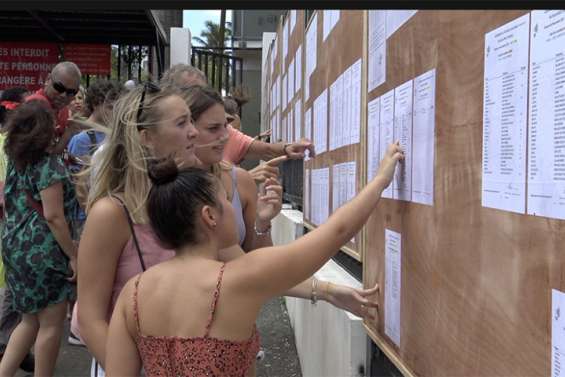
[[14, 297, 302, 377]]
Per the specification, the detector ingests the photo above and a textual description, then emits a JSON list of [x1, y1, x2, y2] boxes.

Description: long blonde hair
[[86, 85, 178, 224]]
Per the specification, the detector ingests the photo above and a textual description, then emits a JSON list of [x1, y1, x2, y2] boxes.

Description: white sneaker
[[68, 331, 85, 347]]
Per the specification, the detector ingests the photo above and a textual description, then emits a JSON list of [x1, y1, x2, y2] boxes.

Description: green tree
[[192, 19, 233, 92], [192, 20, 232, 48]]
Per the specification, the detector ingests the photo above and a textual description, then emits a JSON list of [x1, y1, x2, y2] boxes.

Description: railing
[[280, 159, 304, 210], [191, 47, 243, 94]]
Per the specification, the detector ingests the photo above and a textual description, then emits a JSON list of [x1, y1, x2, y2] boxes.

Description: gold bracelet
[[311, 278, 318, 305]]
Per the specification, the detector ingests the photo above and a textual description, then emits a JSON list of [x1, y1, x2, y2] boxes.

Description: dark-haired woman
[[106, 142, 403, 376], [0, 100, 78, 376]]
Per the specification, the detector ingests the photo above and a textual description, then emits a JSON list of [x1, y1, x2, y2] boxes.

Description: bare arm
[[40, 182, 76, 260], [77, 197, 130, 368], [230, 143, 403, 301], [106, 280, 142, 377], [220, 227, 379, 319], [245, 138, 316, 162]]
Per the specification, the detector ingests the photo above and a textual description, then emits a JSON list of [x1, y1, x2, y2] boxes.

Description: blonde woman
[[76, 83, 199, 376], [77, 83, 380, 377]]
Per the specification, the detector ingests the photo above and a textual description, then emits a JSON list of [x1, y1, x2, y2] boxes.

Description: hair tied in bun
[[148, 157, 179, 185]]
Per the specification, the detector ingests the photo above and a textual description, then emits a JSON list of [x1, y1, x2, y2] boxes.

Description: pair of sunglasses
[[136, 81, 161, 128], [52, 81, 79, 96]]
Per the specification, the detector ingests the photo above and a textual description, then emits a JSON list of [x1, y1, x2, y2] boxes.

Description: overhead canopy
[[0, 10, 168, 46]]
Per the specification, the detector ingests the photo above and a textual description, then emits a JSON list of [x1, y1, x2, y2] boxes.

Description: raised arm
[[230, 142, 403, 301], [245, 138, 316, 161], [77, 196, 131, 368]]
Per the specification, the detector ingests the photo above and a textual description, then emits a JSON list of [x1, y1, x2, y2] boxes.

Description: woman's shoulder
[[88, 195, 128, 221], [234, 167, 256, 194]]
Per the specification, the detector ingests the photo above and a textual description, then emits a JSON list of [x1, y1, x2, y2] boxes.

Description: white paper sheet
[[351, 59, 362, 145], [305, 13, 318, 102], [295, 45, 302, 94], [528, 10, 565, 220], [323, 10, 340, 41], [294, 100, 302, 141], [332, 161, 356, 212], [271, 37, 277, 75], [368, 10, 386, 92], [288, 108, 293, 142], [386, 10, 417, 39], [412, 68, 436, 206], [367, 97, 381, 181], [393, 80, 413, 202], [311, 167, 329, 226], [336, 73, 344, 149], [380, 89, 395, 198], [288, 58, 295, 104], [385, 229, 401, 347], [283, 19, 289, 61], [553, 289, 565, 377], [482, 13, 529, 214], [304, 107, 312, 160], [282, 74, 287, 111], [314, 89, 328, 154], [344, 66, 352, 146], [290, 10, 297, 33], [329, 79, 338, 151], [304, 168, 310, 221]]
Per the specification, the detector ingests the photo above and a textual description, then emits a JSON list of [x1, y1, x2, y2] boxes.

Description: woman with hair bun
[[105, 142, 404, 376]]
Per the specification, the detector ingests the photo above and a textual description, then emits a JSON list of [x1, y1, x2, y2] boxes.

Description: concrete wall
[[272, 208, 367, 377]]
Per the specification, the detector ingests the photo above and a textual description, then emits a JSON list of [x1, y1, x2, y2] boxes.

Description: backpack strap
[[86, 130, 98, 156]]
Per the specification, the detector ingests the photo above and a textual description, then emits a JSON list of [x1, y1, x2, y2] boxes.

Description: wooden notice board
[[269, 16, 282, 144], [279, 10, 305, 144], [362, 10, 565, 376], [303, 10, 366, 261]]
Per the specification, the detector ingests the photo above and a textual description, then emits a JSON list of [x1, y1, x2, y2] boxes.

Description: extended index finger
[[266, 155, 288, 167]]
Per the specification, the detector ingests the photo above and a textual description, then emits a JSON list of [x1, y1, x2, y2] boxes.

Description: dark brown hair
[[180, 85, 224, 122], [147, 158, 221, 249], [85, 79, 123, 113], [4, 100, 55, 170]]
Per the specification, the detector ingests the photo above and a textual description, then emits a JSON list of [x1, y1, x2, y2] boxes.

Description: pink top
[[70, 224, 174, 339], [223, 125, 254, 165], [134, 263, 260, 377]]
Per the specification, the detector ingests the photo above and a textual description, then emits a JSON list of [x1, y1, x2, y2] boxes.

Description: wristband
[[311, 278, 319, 305]]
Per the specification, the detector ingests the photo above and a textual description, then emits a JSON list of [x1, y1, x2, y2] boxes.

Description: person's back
[[123, 258, 259, 376]]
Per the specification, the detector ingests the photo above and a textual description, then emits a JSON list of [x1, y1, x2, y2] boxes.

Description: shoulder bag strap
[[111, 195, 146, 271]]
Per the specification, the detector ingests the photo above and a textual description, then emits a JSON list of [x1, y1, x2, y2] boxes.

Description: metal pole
[[127, 45, 132, 80], [231, 57, 236, 91], [211, 55, 216, 88], [226, 58, 230, 94], [117, 45, 122, 81], [204, 52, 209, 80], [138, 45, 142, 82], [218, 56, 223, 94]]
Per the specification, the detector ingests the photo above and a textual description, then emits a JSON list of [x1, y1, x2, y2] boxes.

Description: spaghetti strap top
[[132, 263, 260, 377]]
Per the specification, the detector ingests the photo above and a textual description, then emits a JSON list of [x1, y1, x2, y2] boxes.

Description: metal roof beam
[[27, 10, 65, 42]]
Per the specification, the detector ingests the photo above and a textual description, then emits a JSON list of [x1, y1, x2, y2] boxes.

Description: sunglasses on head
[[52, 81, 79, 96], [136, 82, 161, 129]]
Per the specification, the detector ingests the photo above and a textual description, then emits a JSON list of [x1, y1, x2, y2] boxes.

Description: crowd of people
[[0, 61, 403, 376]]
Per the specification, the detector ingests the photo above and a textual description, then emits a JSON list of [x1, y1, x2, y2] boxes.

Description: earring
[[212, 222, 217, 228]]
